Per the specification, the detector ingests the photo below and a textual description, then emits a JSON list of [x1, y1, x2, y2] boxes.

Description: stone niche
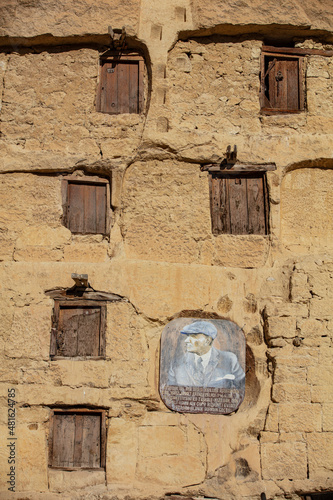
[[281, 166, 333, 252]]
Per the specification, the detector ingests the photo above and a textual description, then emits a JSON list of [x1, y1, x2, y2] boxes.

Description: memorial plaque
[[159, 318, 246, 414]]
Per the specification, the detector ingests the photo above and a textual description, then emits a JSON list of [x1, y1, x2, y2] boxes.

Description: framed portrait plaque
[[159, 318, 246, 414]]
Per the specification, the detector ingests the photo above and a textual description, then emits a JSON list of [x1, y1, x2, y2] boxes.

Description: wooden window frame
[[260, 46, 305, 115], [50, 300, 106, 360], [48, 408, 106, 471], [206, 164, 275, 236], [96, 52, 145, 115], [62, 174, 111, 236]]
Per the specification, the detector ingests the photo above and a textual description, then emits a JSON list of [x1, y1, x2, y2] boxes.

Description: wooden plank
[[129, 62, 139, 113], [117, 63, 130, 114], [68, 183, 84, 233], [204, 163, 276, 172], [210, 174, 223, 235], [52, 414, 75, 467], [99, 306, 106, 357], [73, 414, 83, 467], [138, 59, 144, 113], [95, 184, 107, 234], [247, 176, 266, 234], [76, 308, 101, 357], [100, 411, 106, 468], [104, 61, 118, 114], [286, 59, 299, 110], [228, 176, 248, 234], [260, 50, 266, 109], [83, 183, 96, 234], [58, 307, 80, 357], [81, 414, 101, 468], [299, 57, 305, 110], [262, 45, 333, 57]]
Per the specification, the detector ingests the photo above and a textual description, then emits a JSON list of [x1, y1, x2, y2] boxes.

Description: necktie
[[197, 357, 204, 385]]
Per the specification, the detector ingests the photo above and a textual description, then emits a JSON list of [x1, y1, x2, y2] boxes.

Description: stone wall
[[0, 0, 332, 499]]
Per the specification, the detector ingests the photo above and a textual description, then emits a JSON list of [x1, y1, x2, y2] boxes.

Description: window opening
[[96, 52, 144, 114], [49, 409, 106, 470]]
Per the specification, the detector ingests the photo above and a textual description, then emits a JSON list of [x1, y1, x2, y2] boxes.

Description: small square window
[[209, 172, 269, 235], [62, 176, 110, 235], [49, 409, 106, 469], [260, 47, 305, 114], [50, 301, 106, 359], [96, 53, 144, 114]]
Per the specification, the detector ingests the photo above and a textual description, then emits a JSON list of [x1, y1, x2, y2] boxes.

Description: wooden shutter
[[99, 60, 140, 114], [210, 173, 268, 235], [261, 50, 304, 113], [57, 306, 101, 357], [267, 57, 299, 110], [51, 412, 102, 469], [67, 182, 107, 234]]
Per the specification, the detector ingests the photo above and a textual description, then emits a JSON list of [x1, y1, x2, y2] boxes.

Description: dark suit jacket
[[168, 347, 245, 388]]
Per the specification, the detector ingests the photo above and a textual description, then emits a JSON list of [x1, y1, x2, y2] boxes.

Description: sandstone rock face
[[0, 0, 332, 499]]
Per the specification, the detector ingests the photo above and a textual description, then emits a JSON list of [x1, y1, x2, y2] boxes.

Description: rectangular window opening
[[62, 176, 110, 235], [97, 53, 144, 115], [260, 47, 305, 114], [50, 301, 106, 359], [209, 172, 269, 236], [49, 409, 106, 470]]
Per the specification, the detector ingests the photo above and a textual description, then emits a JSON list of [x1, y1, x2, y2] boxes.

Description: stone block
[[138, 426, 186, 457], [308, 365, 333, 386], [310, 298, 333, 320], [279, 404, 322, 432], [55, 360, 110, 388], [264, 301, 309, 319], [4, 306, 51, 360], [311, 385, 333, 403], [272, 383, 311, 403], [49, 470, 105, 492], [264, 404, 279, 432], [212, 235, 269, 268], [308, 271, 333, 298], [274, 365, 307, 385], [323, 404, 333, 431], [106, 419, 138, 484], [260, 431, 279, 443], [63, 243, 108, 262], [266, 316, 296, 339], [15, 226, 71, 249], [14, 247, 63, 262], [16, 425, 49, 491], [261, 441, 307, 480], [290, 271, 311, 301], [308, 432, 333, 478], [136, 454, 205, 486]]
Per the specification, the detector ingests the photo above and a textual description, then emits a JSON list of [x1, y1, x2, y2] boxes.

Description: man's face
[[184, 333, 212, 356]]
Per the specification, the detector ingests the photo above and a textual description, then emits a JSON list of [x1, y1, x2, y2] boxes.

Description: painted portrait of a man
[[167, 320, 245, 389]]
